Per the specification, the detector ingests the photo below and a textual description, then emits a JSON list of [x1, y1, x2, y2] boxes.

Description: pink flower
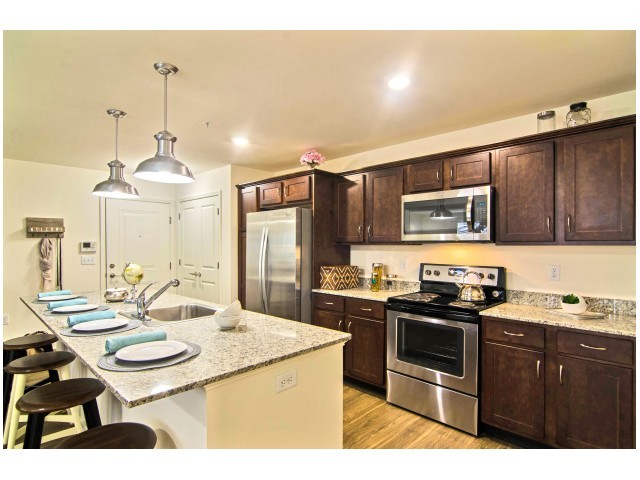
[[299, 149, 326, 166]]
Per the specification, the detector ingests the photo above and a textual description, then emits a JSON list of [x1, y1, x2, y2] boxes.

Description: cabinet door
[[404, 159, 443, 193], [283, 176, 311, 203], [497, 142, 555, 243], [365, 167, 403, 243], [335, 174, 365, 243], [449, 151, 491, 188], [482, 342, 545, 441], [239, 186, 258, 231], [258, 181, 283, 207], [313, 309, 344, 332], [556, 355, 634, 449], [562, 126, 635, 242], [344, 315, 385, 387]]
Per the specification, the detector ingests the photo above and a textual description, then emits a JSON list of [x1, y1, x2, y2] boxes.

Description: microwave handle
[[466, 196, 473, 233]]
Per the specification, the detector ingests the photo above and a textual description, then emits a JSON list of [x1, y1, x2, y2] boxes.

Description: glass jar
[[371, 263, 383, 292], [537, 110, 556, 133], [566, 102, 591, 127]]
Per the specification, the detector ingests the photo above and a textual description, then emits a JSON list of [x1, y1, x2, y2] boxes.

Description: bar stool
[[55, 422, 157, 449], [16, 378, 105, 449], [3, 332, 58, 426], [4, 351, 83, 449]]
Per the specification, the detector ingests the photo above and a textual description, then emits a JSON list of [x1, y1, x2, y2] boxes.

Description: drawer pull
[[347, 322, 352, 332], [536, 360, 540, 380], [547, 216, 551, 234], [503, 331, 524, 337], [559, 364, 563, 385], [324, 302, 334, 305], [450, 167, 454, 180], [360, 307, 373, 312], [436, 170, 440, 182], [338, 320, 343, 330], [579, 343, 607, 351], [358, 225, 362, 237]]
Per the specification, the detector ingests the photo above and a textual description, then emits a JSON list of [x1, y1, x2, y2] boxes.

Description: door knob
[[109, 273, 116, 278], [109, 263, 116, 269]]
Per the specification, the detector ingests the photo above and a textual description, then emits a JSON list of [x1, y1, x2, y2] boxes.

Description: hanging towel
[[38, 289, 73, 299], [47, 298, 88, 310], [67, 310, 116, 327], [105, 330, 167, 354], [39, 237, 54, 292]]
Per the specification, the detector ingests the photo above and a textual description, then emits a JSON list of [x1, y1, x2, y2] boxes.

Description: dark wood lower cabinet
[[482, 342, 545, 441], [313, 308, 343, 331], [344, 315, 385, 387]]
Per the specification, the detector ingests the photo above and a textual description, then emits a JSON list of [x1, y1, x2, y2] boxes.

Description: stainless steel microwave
[[401, 186, 493, 242]]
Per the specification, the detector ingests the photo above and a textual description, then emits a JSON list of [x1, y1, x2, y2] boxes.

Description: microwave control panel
[[473, 195, 488, 233]]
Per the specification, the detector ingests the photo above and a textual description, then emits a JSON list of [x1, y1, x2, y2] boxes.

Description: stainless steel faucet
[[135, 279, 180, 319]]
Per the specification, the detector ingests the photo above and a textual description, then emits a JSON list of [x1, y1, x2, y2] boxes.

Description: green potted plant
[[561, 293, 587, 314]]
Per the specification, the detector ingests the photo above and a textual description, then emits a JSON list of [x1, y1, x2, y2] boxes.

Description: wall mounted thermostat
[[79, 241, 97, 253]]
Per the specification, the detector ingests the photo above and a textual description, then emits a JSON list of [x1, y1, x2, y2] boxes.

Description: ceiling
[[3, 30, 636, 175]]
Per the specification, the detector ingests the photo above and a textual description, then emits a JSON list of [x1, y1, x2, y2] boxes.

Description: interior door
[[178, 195, 221, 302], [105, 199, 172, 289]]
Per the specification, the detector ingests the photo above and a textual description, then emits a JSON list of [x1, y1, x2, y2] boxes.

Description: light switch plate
[[81, 255, 96, 265]]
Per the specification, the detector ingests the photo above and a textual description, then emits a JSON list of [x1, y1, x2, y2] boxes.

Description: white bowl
[[214, 314, 242, 330], [561, 297, 587, 315]]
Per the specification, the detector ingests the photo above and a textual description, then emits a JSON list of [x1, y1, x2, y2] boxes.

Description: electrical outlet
[[549, 265, 561, 281], [399, 261, 407, 272], [275, 369, 297, 393], [3, 314, 8, 325], [81, 255, 96, 265]]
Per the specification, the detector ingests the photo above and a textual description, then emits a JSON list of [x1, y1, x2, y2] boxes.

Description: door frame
[[100, 196, 176, 291], [176, 191, 222, 298]]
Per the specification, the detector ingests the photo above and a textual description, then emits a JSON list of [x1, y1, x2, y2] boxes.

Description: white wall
[[276, 90, 637, 300], [2, 158, 175, 339]]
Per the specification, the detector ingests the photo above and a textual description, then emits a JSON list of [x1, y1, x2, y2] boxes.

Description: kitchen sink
[[120, 304, 218, 323]]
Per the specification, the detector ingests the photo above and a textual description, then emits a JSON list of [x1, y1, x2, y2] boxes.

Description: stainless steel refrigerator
[[245, 207, 312, 323]]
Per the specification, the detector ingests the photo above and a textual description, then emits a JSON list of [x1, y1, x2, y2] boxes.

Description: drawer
[[557, 330, 634, 366], [345, 297, 385, 320], [484, 319, 545, 349], [313, 294, 345, 313]]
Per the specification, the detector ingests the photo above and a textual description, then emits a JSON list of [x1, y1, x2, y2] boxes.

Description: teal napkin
[[38, 289, 73, 299], [105, 330, 167, 354], [48, 298, 88, 310], [68, 310, 116, 327]]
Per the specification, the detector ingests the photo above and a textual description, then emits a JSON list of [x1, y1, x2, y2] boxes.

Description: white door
[[105, 199, 172, 289], [178, 195, 221, 302]]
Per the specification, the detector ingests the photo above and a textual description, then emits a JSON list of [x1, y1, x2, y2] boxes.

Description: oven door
[[387, 309, 478, 396]]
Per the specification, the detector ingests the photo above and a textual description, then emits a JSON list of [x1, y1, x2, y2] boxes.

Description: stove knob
[[425, 269, 432, 276], [488, 273, 496, 280], [433, 270, 440, 276], [492, 290, 500, 298]]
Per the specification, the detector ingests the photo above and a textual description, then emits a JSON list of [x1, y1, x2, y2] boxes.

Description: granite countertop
[[312, 288, 409, 302], [21, 292, 351, 408], [482, 303, 636, 338]]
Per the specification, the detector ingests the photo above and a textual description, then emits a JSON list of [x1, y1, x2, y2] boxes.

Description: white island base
[[88, 344, 344, 449]]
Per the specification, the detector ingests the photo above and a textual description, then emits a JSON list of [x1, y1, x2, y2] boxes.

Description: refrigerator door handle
[[257, 226, 265, 312], [261, 227, 269, 313]]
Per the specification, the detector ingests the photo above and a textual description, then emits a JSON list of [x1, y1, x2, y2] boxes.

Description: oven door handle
[[465, 195, 473, 233]]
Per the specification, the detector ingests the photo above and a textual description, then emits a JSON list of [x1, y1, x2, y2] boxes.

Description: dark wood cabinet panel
[[345, 298, 385, 320], [335, 174, 365, 243], [449, 152, 491, 188], [484, 319, 545, 349], [556, 355, 634, 449], [313, 309, 344, 332], [238, 231, 246, 307], [239, 186, 258, 231], [557, 330, 634, 366], [482, 342, 546, 441], [404, 159, 443, 193], [561, 125, 635, 242], [313, 293, 345, 313], [344, 315, 386, 387], [497, 142, 555, 243], [283, 176, 311, 203], [258, 181, 283, 207], [365, 167, 403, 243]]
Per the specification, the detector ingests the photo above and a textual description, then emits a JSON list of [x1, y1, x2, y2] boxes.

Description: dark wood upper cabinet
[[258, 181, 283, 207], [497, 142, 555, 243], [561, 125, 635, 242], [404, 159, 443, 193], [282, 176, 311, 203], [366, 167, 403, 243], [449, 151, 492, 188], [335, 174, 365, 243], [239, 186, 258, 231]]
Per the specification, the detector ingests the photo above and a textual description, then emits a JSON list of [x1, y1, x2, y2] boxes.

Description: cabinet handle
[[347, 321, 352, 332], [338, 320, 343, 330], [559, 364, 563, 385], [450, 167, 454, 181], [503, 330, 524, 337], [536, 360, 540, 380], [360, 307, 372, 312], [367, 225, 372, 238], [547, 216, 551, 234], [358, 225, 362, 238], [436, 170, 440, 181], [567, 215, 572, 232], [284, 185, 290, 197], [324, 302, 334, 305], [580, 343, 607, 351]]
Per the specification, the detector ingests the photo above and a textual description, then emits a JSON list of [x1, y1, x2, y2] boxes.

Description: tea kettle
[[455, 271, 486, 303]]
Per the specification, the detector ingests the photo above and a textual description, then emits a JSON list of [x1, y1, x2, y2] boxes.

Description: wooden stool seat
[[3, 333, 57, 351], [55, 422, 157, 449], [4, 351, 75, 375], [17, 378, 105, 415]]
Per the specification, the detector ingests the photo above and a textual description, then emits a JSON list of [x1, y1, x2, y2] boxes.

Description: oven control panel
[[420, 263, 503, 287]]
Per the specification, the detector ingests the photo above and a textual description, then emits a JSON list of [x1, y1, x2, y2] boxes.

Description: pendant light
[[430, 200, 454, 220], [92, 109, 140, 199], [134, 62, 195, 184]]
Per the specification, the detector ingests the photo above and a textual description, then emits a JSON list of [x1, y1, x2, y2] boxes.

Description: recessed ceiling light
[[388, 75, 410, 90], [232, 136, 249, 146]]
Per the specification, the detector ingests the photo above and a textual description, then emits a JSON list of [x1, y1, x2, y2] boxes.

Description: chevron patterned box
[[320, 265, 360, 290]]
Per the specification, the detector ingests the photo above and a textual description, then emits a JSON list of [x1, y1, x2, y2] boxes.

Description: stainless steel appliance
[[386, 262, 506, 435], [245, 208, 312, 323], [401, 186, 493, 242]]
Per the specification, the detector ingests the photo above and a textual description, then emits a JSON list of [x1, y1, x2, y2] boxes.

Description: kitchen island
[[20, 292, 350, 448]]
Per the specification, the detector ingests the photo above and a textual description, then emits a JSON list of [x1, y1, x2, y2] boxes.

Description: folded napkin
[[48, 298, 88, 310], [67, 310, 116, 327], [214, 300, 242, 317], [38, 289, 73, 299], [105, 330, 167, 354]]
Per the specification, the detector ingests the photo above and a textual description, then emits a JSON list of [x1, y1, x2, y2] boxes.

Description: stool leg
[[82, 399, 101, 429], [3, 374, 17, 445], [23, 413, 46, 449], [3, 350, 17, 426], [6, 374, 27, 449], [48, 369, 60, 383], [59, 365, 84, 433]]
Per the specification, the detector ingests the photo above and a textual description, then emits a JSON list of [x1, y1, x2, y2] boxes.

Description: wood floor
[[343, 382, 515, 449]]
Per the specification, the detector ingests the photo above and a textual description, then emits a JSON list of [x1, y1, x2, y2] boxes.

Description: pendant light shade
[[92, 109, 140, 199], [430, 200, 454, 220], [134, 62, 194, 184]]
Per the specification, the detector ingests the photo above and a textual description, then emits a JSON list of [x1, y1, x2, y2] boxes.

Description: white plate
[[115, 340, 188, 362], [52, 304, 98, 313], [39, 294, 79, 302], [72, 318, 129, 332]]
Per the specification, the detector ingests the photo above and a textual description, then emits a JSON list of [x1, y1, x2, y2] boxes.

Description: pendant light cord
[[115, 115, 119, 160], [164, 74, 168, 131]]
